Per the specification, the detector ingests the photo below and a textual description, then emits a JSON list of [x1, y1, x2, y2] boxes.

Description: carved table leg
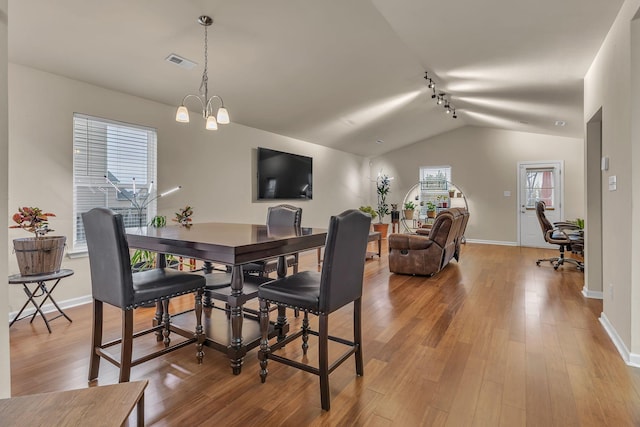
[[227, 265, 246, 375]]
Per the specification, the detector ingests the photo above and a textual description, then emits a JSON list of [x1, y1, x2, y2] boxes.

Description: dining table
[[126, 222, 327, 374]]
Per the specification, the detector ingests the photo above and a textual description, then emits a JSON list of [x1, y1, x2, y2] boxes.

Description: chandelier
[[175, 16, 230, 130]]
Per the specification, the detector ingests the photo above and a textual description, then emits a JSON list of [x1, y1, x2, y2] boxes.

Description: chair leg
[[354, 298, 364, 376], [119, 309, 134, 383], [318, 313, 330, 411], [194, 288, 204, 364], [88, 300, 103, 382], [258, 299, 271, 383], [302, 311, 310, 355], [162, 299, 171, 347]]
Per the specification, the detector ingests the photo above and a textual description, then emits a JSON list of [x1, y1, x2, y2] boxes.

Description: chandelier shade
[[175, 16, 230, 131]]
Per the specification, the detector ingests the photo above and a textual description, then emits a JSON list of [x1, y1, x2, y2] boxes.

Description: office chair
[[257, 209, 372, 411], [534, 201, 584, 271]]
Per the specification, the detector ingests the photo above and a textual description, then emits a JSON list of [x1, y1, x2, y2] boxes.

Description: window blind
[[72, 113, 157, 252]]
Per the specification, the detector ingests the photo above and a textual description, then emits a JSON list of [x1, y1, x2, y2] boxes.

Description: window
[[524, 168, 555, 209], [72, 114, 157, 252], [420, 166, 451, 184]]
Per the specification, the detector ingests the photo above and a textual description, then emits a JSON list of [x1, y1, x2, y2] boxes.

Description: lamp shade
[[216, 107, 230, 124], [205, 115, 218, 130], [176, 105, 190, 123]]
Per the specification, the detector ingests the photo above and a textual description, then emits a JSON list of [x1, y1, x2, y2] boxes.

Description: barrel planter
[[13, 236, 66, 276]]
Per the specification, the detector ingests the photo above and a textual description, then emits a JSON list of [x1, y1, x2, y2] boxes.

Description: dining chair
[[243, 204, 302, 277], [257, 209, 372, 410], [82, 207, 206, 383]]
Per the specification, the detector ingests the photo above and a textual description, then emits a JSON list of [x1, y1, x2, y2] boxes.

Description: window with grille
[[524, 168, 555, 209], [72, 114, 157, 253]]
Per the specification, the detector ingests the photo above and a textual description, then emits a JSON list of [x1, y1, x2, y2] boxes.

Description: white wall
[[0, 0, 10, 398], [371, 126, 584, 244], [584, 0, 640, 360], [7, 63, 369, 312]]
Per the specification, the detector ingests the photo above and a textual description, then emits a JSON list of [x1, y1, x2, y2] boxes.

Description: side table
[[8, 269, 74, 333]]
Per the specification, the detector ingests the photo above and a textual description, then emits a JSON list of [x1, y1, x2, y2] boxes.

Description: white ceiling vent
[[165, 54, 197, 70]]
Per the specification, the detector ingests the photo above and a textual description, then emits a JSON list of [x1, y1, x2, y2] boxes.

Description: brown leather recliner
[[388, 208, 468, 276]]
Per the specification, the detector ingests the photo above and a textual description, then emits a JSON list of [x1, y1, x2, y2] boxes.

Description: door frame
[[517, 160, 565, 246]]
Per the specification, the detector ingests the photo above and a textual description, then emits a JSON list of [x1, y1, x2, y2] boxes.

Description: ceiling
[[8, 0, 624, 157]]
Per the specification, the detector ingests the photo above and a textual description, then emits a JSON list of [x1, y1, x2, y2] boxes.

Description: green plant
[[404, 201, 416, 210], [376, 174, 392, 223], [359, 205, 378, 220], [149, 215, 166, 228], [10, 207, 56, 237], [426, 201, 436, 211]]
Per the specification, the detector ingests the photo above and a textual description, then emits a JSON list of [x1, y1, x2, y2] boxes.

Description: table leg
[[275, 256, 289, 341], [377, 236, 382, 257], [23, 284, 52, 333], [136, 391, 145, 427], [154, 253, 167, 341], [32, 279, 72, 323], [227, 265, 247, 375]]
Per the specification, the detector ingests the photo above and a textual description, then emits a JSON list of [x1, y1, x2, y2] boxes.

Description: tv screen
[[257, 147, 312, 200]]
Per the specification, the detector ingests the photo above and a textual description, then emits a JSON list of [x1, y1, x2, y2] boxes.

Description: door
[[518, 162, 563, 247]]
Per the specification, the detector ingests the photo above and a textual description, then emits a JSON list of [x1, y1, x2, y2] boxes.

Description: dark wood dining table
[[126, 222, 327, 374]]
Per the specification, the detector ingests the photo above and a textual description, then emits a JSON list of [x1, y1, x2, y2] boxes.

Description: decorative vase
[[13, 236, 66, 276], [403, 209, 414, 220], [372, 223, 390, 238]]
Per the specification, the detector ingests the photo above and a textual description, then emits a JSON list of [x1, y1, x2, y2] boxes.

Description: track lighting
[[424, 71, 458, 119]]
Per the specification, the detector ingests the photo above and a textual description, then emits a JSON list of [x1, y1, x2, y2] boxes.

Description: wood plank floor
[[9, 243, 640, 426]]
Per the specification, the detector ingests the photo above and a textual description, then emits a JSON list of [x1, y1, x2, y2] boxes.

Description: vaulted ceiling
[[9, 0, 624, 156]]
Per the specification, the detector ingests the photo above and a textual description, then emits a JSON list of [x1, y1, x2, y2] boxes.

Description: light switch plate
[[609, 175, 617, 191], [504, 191, 511, 197]]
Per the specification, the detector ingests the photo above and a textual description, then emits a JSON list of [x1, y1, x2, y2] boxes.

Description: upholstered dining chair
[[257, 209, 372, 411], [82, 208, 206, 383], [535, 201, 584, 271], [243, 204, 302, 277]]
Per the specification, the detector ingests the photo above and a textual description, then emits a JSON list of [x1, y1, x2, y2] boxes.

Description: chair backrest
[[82, 207, 134, 308], [318, 209, 372, 313], [535, 201, 553, 239], [267, 204, 302, 228]]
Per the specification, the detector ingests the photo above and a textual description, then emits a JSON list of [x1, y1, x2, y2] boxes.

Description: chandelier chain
[[199, 24, 209, 101]]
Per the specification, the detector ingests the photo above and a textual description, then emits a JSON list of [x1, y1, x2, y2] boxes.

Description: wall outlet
[[609, 283, 614, 300]]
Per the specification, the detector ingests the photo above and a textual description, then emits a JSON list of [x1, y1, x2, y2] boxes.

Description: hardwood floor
[[9, 243, 640, 426]]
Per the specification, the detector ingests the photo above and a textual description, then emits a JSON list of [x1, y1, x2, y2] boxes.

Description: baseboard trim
[[464, 239, 518, 246], [599, 313, 640, 368], [582, 287, 603, 299], [8, 294, 92, 323]]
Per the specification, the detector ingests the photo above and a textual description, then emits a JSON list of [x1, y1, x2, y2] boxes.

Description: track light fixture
[[424, 71, 458, 119]]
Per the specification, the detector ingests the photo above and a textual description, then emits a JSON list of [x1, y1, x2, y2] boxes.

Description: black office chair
[[243, 204, 302, 277], [82, 208, 206, 383], [534, 201, 584, 271], [257, 209, 372, 411]]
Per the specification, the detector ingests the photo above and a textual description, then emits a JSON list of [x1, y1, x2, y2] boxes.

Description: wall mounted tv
[[257, 147, 312, 200]]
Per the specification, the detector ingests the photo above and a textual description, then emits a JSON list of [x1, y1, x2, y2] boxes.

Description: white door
[[518, 162, 563, 248]]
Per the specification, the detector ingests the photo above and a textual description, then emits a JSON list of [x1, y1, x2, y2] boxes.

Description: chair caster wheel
[[536, 261, 541, 266], [553, 265, 559, 270]]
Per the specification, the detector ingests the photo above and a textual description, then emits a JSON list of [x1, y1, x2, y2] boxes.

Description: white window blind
[[72, 113, 157, 252]]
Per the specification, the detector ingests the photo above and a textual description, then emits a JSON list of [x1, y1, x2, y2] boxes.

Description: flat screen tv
[[257, 147, 312, 200]]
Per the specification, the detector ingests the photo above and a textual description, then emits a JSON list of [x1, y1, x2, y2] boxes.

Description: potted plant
[[426, 201, 437, 218], [403, 201, 416, 220], [10, 207, 66, 276], [373, 174, 392, 237], [173, 205, 193, 227], [358, 205, 378, 221]]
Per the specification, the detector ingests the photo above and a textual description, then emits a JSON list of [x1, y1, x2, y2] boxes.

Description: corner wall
[[370, 126, 584, 244], [584, 0, 640, 361], [0, 0, 10, 398]]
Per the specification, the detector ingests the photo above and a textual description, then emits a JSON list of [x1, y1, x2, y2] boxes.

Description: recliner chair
[[534, 201, 584, 271]]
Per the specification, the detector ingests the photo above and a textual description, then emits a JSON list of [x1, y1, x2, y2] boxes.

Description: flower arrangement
[[10, 207, 55, 237], [376, 174, 392, 223], [173, 206, 193, 226]]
